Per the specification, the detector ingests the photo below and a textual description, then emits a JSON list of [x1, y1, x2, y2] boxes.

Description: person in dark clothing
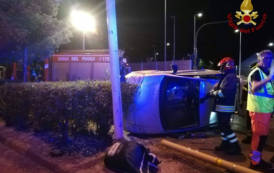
[[209, 57, 242, 155]]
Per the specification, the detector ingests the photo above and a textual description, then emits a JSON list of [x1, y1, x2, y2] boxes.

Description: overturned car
[[124, 70, 222, 134]]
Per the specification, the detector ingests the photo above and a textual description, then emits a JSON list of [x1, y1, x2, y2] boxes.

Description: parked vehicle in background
[[49, 49, 126, 81]]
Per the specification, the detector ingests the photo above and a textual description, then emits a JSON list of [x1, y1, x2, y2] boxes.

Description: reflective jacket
[[214, 71, 239, 113], [247, 67, 274, 113]]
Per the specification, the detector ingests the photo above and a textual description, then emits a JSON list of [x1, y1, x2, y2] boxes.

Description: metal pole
[[172, 16, 176, 64], [193, 15, 196, 69], [106, 0, 124, 139], [239, 32, 242, 77], [82, 31, 86, 50], [164, 0, 167, 70], [237, 31, 243, 107], [161, 140, 260, 173], [194, 20, 228, 69], [23, 47, 28, 82]]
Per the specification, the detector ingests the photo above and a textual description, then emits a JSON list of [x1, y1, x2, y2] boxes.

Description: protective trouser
[[249, 111, 271, 165], [217, 112, 239, 144]]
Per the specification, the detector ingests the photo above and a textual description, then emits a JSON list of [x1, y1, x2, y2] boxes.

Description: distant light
[[70, 10, 96, 33], [234, 29, 240, 33], [197, 12, 203, 18], [268, 42, 274, 47], [166, 42, 170, 46]]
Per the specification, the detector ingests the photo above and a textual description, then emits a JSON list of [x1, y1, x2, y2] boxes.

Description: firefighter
[[247, 50, 274, 171], [210, 57, 241, 155]]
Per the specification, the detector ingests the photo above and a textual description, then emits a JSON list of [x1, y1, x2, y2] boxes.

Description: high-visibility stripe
[[247, 67, 274, 113], [248, 70, 274, 98], [229, 138, 238, 143], [227, 133, 236, 139], [216, 105, 235, 112]]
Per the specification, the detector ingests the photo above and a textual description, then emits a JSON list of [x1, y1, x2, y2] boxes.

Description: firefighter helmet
[[218, 57, 235, 71]]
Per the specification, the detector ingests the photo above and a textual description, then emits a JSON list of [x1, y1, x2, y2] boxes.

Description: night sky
[[61, 0, 274, 65]]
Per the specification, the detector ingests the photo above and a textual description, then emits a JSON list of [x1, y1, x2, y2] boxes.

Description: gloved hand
[[209, 90, 218, 96]]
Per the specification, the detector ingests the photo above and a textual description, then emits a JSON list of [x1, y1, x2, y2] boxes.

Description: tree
[[0, 0, 72, 80]]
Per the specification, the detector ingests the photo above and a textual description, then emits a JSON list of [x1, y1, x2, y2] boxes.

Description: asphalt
[[0, 117, 273, 173], [0, 121, 108, 173], [0, 122, 65, 173], [0, 142, 53, 173]]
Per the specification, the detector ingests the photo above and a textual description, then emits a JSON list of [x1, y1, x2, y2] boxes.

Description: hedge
[[0, 81, 137, 142]]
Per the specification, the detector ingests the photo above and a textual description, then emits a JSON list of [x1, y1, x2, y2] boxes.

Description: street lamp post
[[193, 12, 203, 69], [239, 31, 242, 76], [70, 10, 96, 50], [164, 0, 167, 70], [171, 16, 176, 64], [194, 20, 228, 69], [106, 0, 124, 139], [235, 29, 242, 76], [82, 32, 86, 50]]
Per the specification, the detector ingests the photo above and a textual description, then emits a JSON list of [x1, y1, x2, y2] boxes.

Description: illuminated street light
[[234, 29, 240, 33], [197, 12, 203, 18], [193, 12, 203, 69], [268, 42, 274, 47], [70, 9, 96, 50]]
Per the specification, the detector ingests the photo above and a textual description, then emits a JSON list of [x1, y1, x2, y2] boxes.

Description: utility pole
[[164, 0, 167, 70], [193, 15, 196, 69], [106, 0, 124, 139], [23, 47, 28, 82], [239, 32, 242, 77], [172, 16, 176, 64], [82, 32, 86, 50]]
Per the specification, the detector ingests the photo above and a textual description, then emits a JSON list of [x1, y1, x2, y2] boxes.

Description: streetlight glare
[[197, 12, 203, 18], [268, 42, 274, 47], [234, 29, 240, 33], [70, 10, 96, 33]]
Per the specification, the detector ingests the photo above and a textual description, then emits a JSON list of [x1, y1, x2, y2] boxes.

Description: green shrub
[[0, 81, 137, 140]]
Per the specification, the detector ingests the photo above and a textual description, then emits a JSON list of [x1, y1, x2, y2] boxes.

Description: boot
[[226, 142, 241, 155], [214, 141, 229, 151], [250, 160, 273, 172]]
